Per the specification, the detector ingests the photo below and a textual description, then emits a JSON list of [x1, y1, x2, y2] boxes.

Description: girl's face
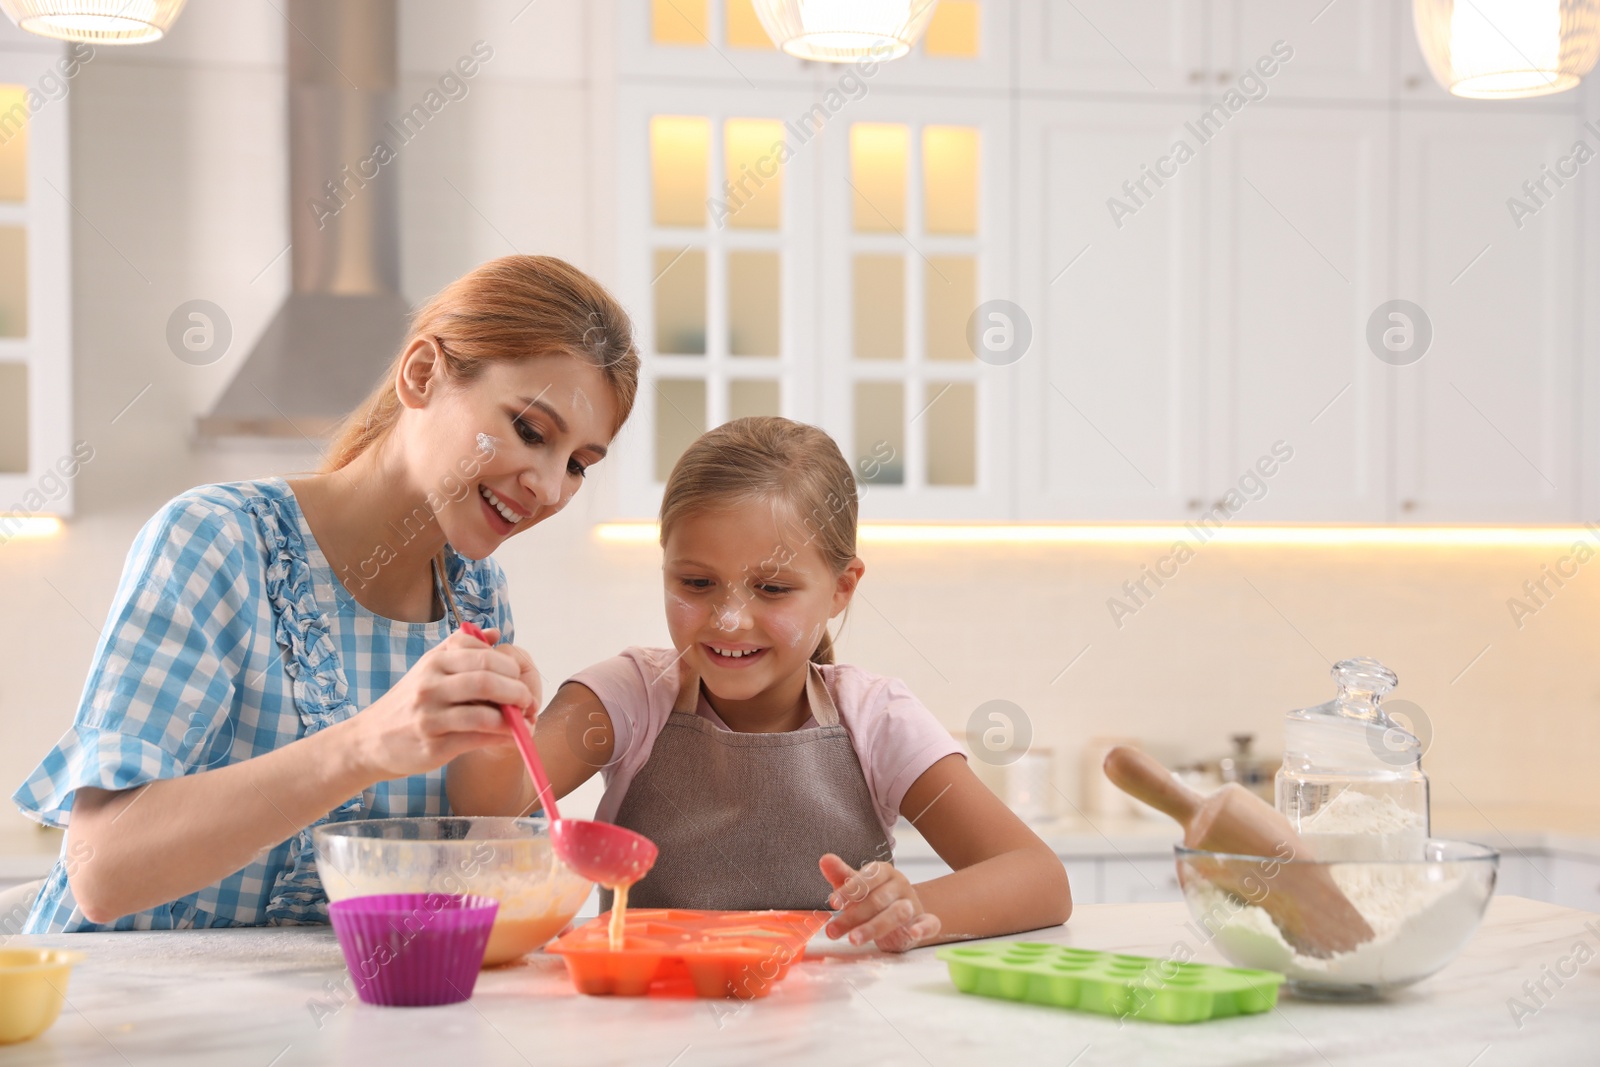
[[400, 343, 618, 560], [662, 496, 863, 706]]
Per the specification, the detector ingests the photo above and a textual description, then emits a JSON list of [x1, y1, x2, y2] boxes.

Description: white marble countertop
[[4, 895, 1596, 1066]]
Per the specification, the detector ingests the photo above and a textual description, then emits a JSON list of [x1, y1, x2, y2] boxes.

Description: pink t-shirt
[[566, 647, 965, 847]]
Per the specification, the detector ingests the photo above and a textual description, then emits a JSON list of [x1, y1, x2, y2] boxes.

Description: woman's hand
[[819, 853, 942, 953], [444, 628, 550, 817], [352, 626, 535, 779]]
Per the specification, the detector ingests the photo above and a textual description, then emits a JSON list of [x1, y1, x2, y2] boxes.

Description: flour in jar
[[1300, 787, 1426, 861]]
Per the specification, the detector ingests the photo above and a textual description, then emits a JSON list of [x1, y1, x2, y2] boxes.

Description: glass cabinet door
[[0, 41, 73, 526]]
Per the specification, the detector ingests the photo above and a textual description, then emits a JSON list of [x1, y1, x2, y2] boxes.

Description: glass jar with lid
[[1276, 657, 1429, 861]]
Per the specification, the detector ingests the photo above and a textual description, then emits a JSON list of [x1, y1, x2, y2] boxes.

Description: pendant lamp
[[1413, 0, 1600, 99], [750, 0, 938, 62], [0, 0, 187, 44]]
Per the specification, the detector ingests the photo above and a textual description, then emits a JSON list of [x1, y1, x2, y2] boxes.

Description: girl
[[13, 255, 639, 931], [527, 417, 1071, 952]]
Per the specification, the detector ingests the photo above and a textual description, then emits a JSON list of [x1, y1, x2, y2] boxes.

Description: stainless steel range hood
[[198, 0, 410, 441]]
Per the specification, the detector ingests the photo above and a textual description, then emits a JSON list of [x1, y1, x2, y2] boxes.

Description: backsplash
[[8, 457, 1600, 835]]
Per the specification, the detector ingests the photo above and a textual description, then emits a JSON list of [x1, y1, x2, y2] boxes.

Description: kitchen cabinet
[[1587, 74, 1600, 518], [1204, 106, 1391, 521], [1016, 0, 1212, 97], [1100, 854, 1185, 904], [1393, 109, 1581, 522], [615, 1, 1597, 524], [0, 38, 73, 521], [1546, 853, 1600, 914], [1016, 101, 1205, 520], [1219, 0, 1393, 103], [896, 853, 1108, 905]]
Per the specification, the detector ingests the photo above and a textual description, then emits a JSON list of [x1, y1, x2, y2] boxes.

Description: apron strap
[[672, 660, 842, 728], [804, 662, 841, 727]]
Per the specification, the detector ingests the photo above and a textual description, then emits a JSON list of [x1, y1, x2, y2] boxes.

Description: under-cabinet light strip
[[594, 522, 1600, 548]]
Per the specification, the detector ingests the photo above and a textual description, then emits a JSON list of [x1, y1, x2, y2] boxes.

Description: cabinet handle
[[1401, 499, 1418, 512], [1187, 498, 1202, 510], [1188, 69, 1206, 84], [1215, 70, 1230, 84], [1405, 75, 1424, 90]]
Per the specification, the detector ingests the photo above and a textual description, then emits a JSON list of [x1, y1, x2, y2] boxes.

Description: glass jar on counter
[[1276, 657, 1430, 861]]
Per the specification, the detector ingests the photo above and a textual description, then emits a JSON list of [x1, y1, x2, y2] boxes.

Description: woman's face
[[400, 343, 619, 560], [662, 497, 862, 705]]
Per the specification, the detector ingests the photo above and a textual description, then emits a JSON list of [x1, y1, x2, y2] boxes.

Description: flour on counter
[[1300, 787, 1426, 862]]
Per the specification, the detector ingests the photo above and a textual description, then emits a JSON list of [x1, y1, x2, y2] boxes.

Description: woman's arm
[[67, 629, 533, 924], [822, 753, 1071, 950]]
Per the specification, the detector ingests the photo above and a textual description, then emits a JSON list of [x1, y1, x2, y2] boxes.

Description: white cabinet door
[[0, 46, 73, 520], [1017, 102, 1206, 520], [1393, 110, 1581, 521], [816, 93, 1015, 521], [1101, 855, 1185, 904], [1218, 0, 1392, 102], [1548, 854, 1600, 914], [1585, 76, 1600, 518], [1063, 858, 1102, 906], [1204, 107, 1391, 521], [1017, 0, 1213, 97], [1495, 849, 1550, 900], [893, 856, 955, 883]]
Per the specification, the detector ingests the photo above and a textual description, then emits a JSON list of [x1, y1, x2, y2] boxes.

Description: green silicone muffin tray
[[936, 942, 1284, 1024]]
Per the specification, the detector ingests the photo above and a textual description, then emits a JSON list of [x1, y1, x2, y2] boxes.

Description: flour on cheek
[[768, 614, 823, 650]]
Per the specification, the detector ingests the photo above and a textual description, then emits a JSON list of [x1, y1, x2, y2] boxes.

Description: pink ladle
[[459, 623, 658, 889]]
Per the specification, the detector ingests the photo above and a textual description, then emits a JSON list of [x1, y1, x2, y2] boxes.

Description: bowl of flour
[[1175, 840, 1499, 1000]]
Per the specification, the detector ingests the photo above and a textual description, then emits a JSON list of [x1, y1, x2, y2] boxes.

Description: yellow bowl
[[0, 948, 85, 1044]]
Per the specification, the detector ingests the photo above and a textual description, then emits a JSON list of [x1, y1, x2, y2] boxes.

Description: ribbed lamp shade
[[751, 0, 938, 62], [0, 0, 186, 44], [1413, 0, 1600, 98]]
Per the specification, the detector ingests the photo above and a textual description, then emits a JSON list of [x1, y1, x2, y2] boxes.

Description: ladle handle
[[459, 622, 561, 822]]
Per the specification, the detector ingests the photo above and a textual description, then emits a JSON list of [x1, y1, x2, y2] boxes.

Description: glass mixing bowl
[[1175, 839, 1499, 1000], [314, 817, 592, 967]]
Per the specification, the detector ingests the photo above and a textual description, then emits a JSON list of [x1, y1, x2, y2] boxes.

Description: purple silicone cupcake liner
[[329, 893, 499, 1007]]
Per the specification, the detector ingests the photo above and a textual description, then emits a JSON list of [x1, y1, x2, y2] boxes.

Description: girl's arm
[[447, 674, 616, 817], [822, 753, 1071, 950], [67, 629, 533, 924]]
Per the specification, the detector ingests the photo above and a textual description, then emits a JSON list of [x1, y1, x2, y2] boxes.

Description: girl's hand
[[819, 853, 942, 953], [351, 626, 535, 779]]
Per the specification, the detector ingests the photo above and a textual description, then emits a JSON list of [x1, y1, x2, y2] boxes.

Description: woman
[[13, 255, 639, 931]]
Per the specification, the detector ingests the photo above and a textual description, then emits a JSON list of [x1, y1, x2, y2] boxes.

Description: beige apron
[[599, 662, 892, 911]]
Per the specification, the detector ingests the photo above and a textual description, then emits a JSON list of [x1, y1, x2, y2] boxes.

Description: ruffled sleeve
[[443, 548, 509, 637], [241, 493, 367, 924], [12, 493, 254, 827]]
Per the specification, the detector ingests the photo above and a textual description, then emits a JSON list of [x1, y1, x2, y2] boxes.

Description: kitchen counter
[[6, 896, 1596, 1066], [891, 805, 1600, 861]]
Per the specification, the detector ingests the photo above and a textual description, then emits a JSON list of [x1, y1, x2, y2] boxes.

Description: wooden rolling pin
[[1103, 745, 1374, 957]]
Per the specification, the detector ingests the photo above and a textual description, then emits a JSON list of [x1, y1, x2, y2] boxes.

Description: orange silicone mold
[[545, 909, 828, 998]]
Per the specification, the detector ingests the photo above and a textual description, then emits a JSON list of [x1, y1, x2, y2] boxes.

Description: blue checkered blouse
[[13, 477, 514, 931]]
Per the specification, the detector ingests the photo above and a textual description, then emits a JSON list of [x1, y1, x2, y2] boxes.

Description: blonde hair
[[659, 417, 858, 665], [321, 255, 640, 626]]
